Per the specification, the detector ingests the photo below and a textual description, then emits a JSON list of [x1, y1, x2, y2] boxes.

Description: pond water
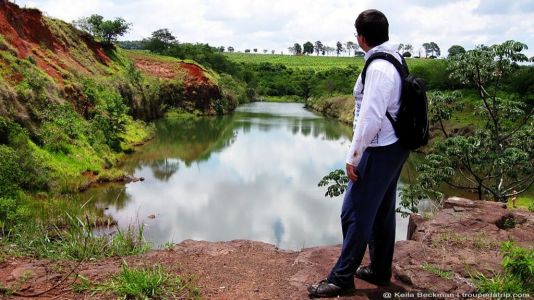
[[84, 102, 409, 250]]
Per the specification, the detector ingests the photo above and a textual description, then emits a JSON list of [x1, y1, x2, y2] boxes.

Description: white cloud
[[17, 0, 534, 57]]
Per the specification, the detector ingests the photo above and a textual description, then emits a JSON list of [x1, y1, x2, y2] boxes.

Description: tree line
[[285, 41, 472, 59]]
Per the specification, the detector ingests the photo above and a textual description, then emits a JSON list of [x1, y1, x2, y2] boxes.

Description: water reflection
[[85, 102, 408, 250]]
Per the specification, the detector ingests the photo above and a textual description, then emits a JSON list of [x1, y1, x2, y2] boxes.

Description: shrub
[[0, 145, 22, 198], [218, 73, 247, 107], [83, 81, 130, 151], [0, 118, 50, 192], [0, 196, 31, 234], [476, 242, 534, 293], [411, 59, 454, 90], [38, 122, 72, 154]]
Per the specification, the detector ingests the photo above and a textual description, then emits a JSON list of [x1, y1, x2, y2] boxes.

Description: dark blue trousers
[[327, 141, 409, 288]]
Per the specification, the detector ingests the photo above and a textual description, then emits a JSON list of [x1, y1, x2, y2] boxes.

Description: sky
[[16, 0, 534, 57]]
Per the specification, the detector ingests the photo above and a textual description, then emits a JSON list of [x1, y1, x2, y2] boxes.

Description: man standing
[[308, 9, 409, 297]]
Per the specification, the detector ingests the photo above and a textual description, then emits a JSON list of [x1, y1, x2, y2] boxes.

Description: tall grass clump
[[11, 213, 150, 260], [103, 262, 201, 300]]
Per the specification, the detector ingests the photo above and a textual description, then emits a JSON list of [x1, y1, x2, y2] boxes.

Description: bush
[[83, 81, 130, 151], [476, 242, 534, 293], [0, 118, 50, 192], [310, 66, 359, 96], [0, 145, 21, 197], [218, 73, 247, 107], [0, 196, 31, 234], [507, 67, 534, 104], [39, 122, 72, 154], [411, 59, 454, 90]]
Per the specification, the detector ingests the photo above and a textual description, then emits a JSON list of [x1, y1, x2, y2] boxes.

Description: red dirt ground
[[0, 240, 390, 300]]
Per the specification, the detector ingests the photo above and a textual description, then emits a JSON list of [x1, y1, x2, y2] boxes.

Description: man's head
[[355, 9, 389, 48]]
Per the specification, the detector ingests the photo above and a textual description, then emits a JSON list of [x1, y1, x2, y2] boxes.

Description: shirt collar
[[364, 41, 399, 60]]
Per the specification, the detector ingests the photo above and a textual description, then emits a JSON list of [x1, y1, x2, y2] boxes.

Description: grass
[[1, 210, 150, 260], [507, 194, 534, 211], [422, 263, 454, 280], [75, 262, 201, 299], [430, 231, 500, 252]]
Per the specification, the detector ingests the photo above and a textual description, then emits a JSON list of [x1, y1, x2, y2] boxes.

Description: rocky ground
[[1, 197, 533, 299]]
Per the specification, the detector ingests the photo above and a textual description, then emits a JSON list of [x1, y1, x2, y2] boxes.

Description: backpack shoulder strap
[[361, 52, 409, 85], [361, 52, 409, 125]]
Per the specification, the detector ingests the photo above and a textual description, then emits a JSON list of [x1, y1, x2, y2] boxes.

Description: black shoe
[[355, 266, 390, 286], [307, 279, 355, 298]]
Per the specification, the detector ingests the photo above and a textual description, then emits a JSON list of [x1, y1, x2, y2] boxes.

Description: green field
[[224, 53, 361, 70], [224, 52, 438, 71]]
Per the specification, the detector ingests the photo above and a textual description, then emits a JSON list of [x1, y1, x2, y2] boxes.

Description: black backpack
[[361, 52, 429, 150]]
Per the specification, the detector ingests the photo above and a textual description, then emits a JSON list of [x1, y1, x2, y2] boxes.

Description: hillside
[[0, 0, 239, 196]]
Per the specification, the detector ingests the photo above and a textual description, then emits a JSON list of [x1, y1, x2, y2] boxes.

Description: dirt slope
[[0, 0, 110, 83]]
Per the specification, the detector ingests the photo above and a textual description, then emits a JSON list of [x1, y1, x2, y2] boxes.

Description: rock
[[394, 197, 534, 295], [148, 214, 156, 219], [122, 175, 140, 183]]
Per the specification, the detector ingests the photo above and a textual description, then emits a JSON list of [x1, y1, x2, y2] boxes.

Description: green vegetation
[[0, 7, 235, 273], [476, 242, 534, 294], [421, 263, 454, 280], [74, 262, 201, 299], [315, 40, 533, 214], [73, 14, 131, 45], [105, 262, 200, 299], [225, 52, 359, 71], [401, 41, 533, 215]]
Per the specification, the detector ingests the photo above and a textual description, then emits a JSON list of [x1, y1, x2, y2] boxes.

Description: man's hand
[[346, 163, 358, 182]]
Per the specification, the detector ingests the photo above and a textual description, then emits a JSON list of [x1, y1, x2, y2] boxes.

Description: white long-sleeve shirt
[[345, 41, 402, 167]]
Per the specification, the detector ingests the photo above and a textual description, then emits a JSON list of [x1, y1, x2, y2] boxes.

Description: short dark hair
[[355, 9, 389, 47]]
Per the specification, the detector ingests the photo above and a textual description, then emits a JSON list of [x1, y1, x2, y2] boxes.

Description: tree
[[303, 41, 314, 55], [99, 18, 131, 45], [74, 14, 130, 46], [218, 46, 225, 52], [422, 42, 440, 58], [336, 41, 344, 57], [447, 45, 466, 57], [314, 41, 324, 56], [263, 49, 268, 54], [345, 41, 354, 56], [400, 40, 533, 214], [228, 46, 235, 52], [398, 43, 413, 57], [73, 14, 103, 36], [253, 48, 258, 53], [144, 28, 177, 53], [352, 43, 361, 56], [288, 45, 295, 55], [290, 43, 302, 55], [245, 49, 251, 53]]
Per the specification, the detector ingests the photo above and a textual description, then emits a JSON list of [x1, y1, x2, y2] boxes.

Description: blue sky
[[17, 0, 534, 57]]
